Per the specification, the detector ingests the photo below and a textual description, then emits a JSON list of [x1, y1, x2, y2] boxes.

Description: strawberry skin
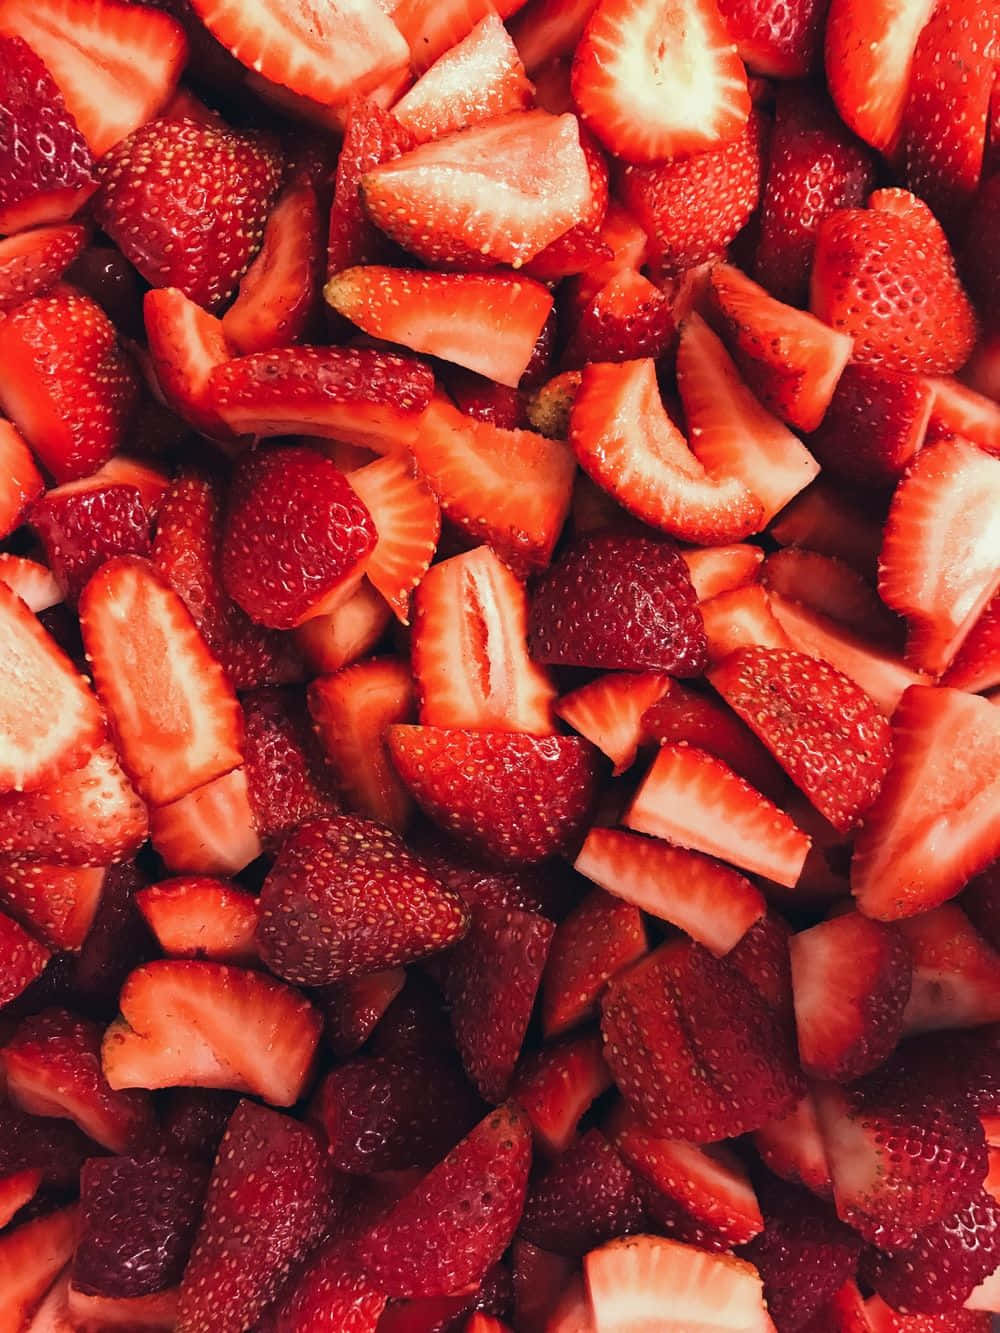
[[541, 887, 647, 1038], [807, 362, 934, 488], [716, 0, 826, 78], [0, 908, 49, 1007], [30, 481, 151, 604], [240, 686, 340, 848], [518, 1128, 644, 1254], [327, 97, 415, 277]]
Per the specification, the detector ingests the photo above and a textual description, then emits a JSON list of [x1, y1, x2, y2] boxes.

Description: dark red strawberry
[[134, 876, 259, 965], [0, 221, 89, 314], [387, 726, 600, 866], [717, 0, 826, 77], [327, 98, 415, 277], [513, 1031, 613, 1153], [727, 910, 795, 1029], [443, 370, 525, 431], [0, 908, 49, 1006], [962, 173, 1000, 332], [410, 827, 579, 921], [317, 968, 407, 1059], [0, 422, 43, 541], [95, 118, 282, 311], [0, 1100, 96, 1191], [807, 363, 934, 488], [160, 1088, 241, 1162], [541, 888, 647, 1038], [563, 269, 674, 368], [263, 1237, 387, 1333], [240, 686, 340, 848], [964, 863, 1000, 952], [370, 972, 456, 1066], [511, 1240, 574, 1333], [344, 454, 438, 622], [30, 481, 151, 603], [518, 1129, 644, 1255], [256, 814, 468, 986]]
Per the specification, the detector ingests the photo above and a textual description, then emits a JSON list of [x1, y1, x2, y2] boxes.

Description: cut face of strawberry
[[509, 0, 601, 73], [346, 453, 441, 624], [144, 287, 236, 442], [925, 376, 1000, 457], [0, 556, 62, 616], [753, 1090, 833, 1200], [942, 592, 1000, 694], [0, 1207, 79, 1333], [899, 904, 1000, 1033], [294, 580, 392, 675], [513, 1031, 613, 1153], [327, 97, 415, 277], [135, 876, 259, 965], [149, 766, 263, 877], [556, 671, 671, 775], [0, 422, 43, 542]]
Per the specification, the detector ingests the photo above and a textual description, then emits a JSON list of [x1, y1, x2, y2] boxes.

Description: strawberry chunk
[[562, 269, 674, 368], [240, 686, 340, 848], [0, 221, 89, 312], [753, 1090, 833, 1201], [942, 592, 1000, 694], [327, 97, 415, 277], [318, 967, 407, 1058], [0, 421, 43, 541], [513, 1031, 613, 1153], [556, 672, 671, 774], [0, 860, 104, 949], [963, 173, 1000, 335], [135, 876, 259, 965], [925, 376, 1000, 456], [509, 0, 600, 73], [541, 888, 647, 1038], [294, 581, 392, 675], [519, 1128, 644, 1255], [807, 362, 934, 488], [0, 555, 62, 614], [263, 1238, 387, 1333], [0, 1207, 78, 1332], [392, 0, 516, 72], [716, 0, 825, 77], [699, 584, 795, 663], [144, 287, 238, 441], [899, 904, 1000, 1033], [0, 907, 49, 1006], [347, 453, 441, 623], [30, 480, 151, 604], [149, 767, 263, 877]]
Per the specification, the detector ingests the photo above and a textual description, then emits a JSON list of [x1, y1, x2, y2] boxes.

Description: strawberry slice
[[513, 1031, 613, 1153], [562, 268, 674, 368], [925, 376, 1000, 456], [356, 1103, 532, 1298], [575, 827, 766, 955], [807, 362, 933, 488], [899, 904, 1000, 1033], [509, 0, 600, 73], [390, 0, 505, 72], [771, 477, 884, 576], [0, 1168, 41, 1229], [942, 592, 1000, 694], [345, 454, 441, 624], [408, 396, 576, 576], [0, 556, 71, 615], [0, 222, 89, 313], [676, 313, 820, 523], [715, 0, 825, 82], [519, 1128, 644, 1255], [262, 1237, 387, 1333], [0, 861, 104, 950], [0, 1207, 78, 1332], [753, 1090, 833, 1200], [144, 287, 236, 440], [699, 584, 794, 663], [412, 546, 556, 735], [571, 0, 750, 163], [319, 967, 407, 1058], [30, 479, 151, 604], [240, 685, 340, 848], [0, 422, 43, 541], [569, 359, 763, 544], [541, 888, 646, 1038], [0, 0, 187, 158], [0, 908, 48, 1006], [879, 438, 1000, 673], [625, 744, 810, 887], [294, 581, 393, 675], [0, 284, 140, 482], [726, 910, 796, 1027], [511, 1240, 576, 1333], [556, 671, 672, 774], [135, 876, 259, 965], [393, 14, 533, 144], [79, 557, 243, 808], [362, 111, 594, 269], [149, 767, 262, 877], [327, 97, 415, 276], [761, 546, 906, 645]]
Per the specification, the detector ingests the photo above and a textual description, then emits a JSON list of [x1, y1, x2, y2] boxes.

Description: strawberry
[[753, 1090, 833, 1200], [699, 583, 795, 662], [965, 863, 1000, 950], [2, 1008, 154, 1152], [511, 1240, 575, 1333], [0, 222, 89, 313], [880, 439, 1000, 674], [0, 1103, 95, 1192], [177, 1100, 335, 1333], [327, 267, 554, 390], [0, 1207, 79, 1332], [148, 766, 262, 877], [73, 1153, 209, 1300], [789, 911, 912, 1081], [0, 556, 61, 615], [726, 910, 796, 1027], [562, 269, 675, 369], [771, 478, 884, 576], [569, 358, 763, 544], [601, 940, 804, 1140], [513, 1031, 613, 1153], [522, 134, 611, 283], [718, 0, 826, 78], [0, 908, 49, 1006], [327, 98, 415, 277], [318, 967, 407, 1058], [899, 904, 1000, 1033], [240, 686, 340, 848], [617, 111, 764, 275], [102, 959, 322, 1105], [0, 861, 104, 950], [387, 726, 600, 865], [519, 1128, 644, 1255], [362, 111, 594, 269], [407, 396, 576, 576], [754, 86, 874, 306], [541, 888, 646, 1037], [925, 377, 1000, 456], [675, 313, 821, 524], [345, 454, 441, 623], [30, 481, 151, 604], [444, 371, 526, 432], [942, 591, 1000, 694], [556, 672, 671, 775], [571, 0, 749, 162], [356, 1102, 532, 1298], [262, 1237, 388, 1332], [294, 582, 393, 675], [0, 1167, 40, 1229], [709, 647, 892, 832], [0, 284, 140, 482], [0, 422, 43, 541], [763, 543, 896, 645], [159, 1088, 241, 1161], [135, 876, 260, 965], [142, 287, 236, 440], [962, 174, 1000, 333], [807, 363, 934, 489], [810, 191, 978, 375], [95, 118, 282, 311], [575, 827, 765, 955], [529, 533, 706, 675], [509, 0, 600, 73], [625, 744, 811, 888]]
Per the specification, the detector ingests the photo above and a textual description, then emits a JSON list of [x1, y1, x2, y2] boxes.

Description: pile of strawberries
[[0, 0, 998, 1327]]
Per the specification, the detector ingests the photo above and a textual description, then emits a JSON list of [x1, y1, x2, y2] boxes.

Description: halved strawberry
[[899, 904, 1000, 1033], [879, 438, 1000, 673], [676, 313, 820, 524], [699, 584, 795, 662], [925, 377, 1000, 456], [514, 1031, 613, 1153], [771, 478, 884, 576], [942, 593, 1000, 694], [0, 1167, 41, 1229], [0, 222, 88, 312], [0, 1208, 78, 1333], [0, 422, 43, 542], [509, 0, 600, 73], [753, 1089, 833, 1200], [144, 287, 235, 440], [327, 97, 415, 276], [319, 966, 407, 1058], [541, 888, 646, 1038], [362, 111, 593, 269], [556, 672, 671, 774], [807, 362, 933, 489], [148, 766, 262, 876], [0, 0, 187, 157], [0, 860, 103, 949], [519, 1127, 644, 1255], [240, 685, 340, 848], [0, 908, 49, 1006], [135, 876, 259, 965], [569, 359, 763, 544], [294, 580, 392, 674], [30, 479, 151, 604], [102, 959, 322, 1104], [408, 395, 576, 576]]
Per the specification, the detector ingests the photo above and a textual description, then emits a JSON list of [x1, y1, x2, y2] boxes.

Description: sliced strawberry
[[513, 1031, 613, 1153], [879, 438, 1000, 673], [807, 362, 933, 489], [443, 370, 526, 432], [563, 269, 674, 369], [407, 396, 575, 576], [617, 111, 764, 274], [762, 546, 895, 635], [0, 1167, 41, 1229], [625, 744, 810, 887], [317, 967, 407, 1059], [687, 543, 774, 605], [0, 284, 139, 482], [0, 222, 88, 312], [393, 14, 532, 144], [327, 98, 415, 276], [753, 1089, 834, 1200], [0, 860, 103, 950], [925, 376, 1000, 456], [569, 359, 763, 544], [30, 480, 151, 604], [725, 909, 796, 1029], [942, 593, 1000, 694], [556, 672, 671, 774], [523, 134, 611, 283], [0, 1208, 78, 1332], [541, 888, 646, 1038], [356, 1103, 532, 1298], [294, 580, 393, 674], [149, 767, 263, 876], [511, 1240, 575, 1333], [676, 313, 820, 524], [810, 191, 978, 375], [771, 478, 884, 576], [135, 876, 259, 965], [362, 111, 593, 269], [699, 584, 795, 662], [345, 454, 440, 623], [63, 1285, 181, 1329], [509, 0, 600, 73], [0, 34, 95, 233], [102, 959, 322, 1104], [142, 287, 235, 440], [899, 904, 1000, 1033], [519, 1128, 643, 1255], [240, 685, 340, 848], [0, 908, 49, 1006], [716, 0, 825, 77], [262, 1237, 387, 1333], [0, 422, 43, 542]]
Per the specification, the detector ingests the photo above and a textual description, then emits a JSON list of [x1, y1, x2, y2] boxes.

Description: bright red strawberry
[[95, 118, 282, 311], [317, 967, 406, 1058], [177, 1100, 335, 1333], [0, 221, 88, 312], [262, 1237, 388, 1332], [143, 286, 236, 440], [240, 686, 340, 847], [0, 422, 43, 541], [30, 481, 151, 604], [754, 86, 874, 306], [135, 876, 259, 965], [408, 396, 575, 576], [148, 767, 260, 877], [925, 376, 1000, 455], [754, 1090, 833, 1201], [699, 583, 795, 663], [327, 98, 415, 276], [388, 726, 600, 865], [0, 558, 62, 617], [0, 860, 104, 950], [556, 672, 671, 775], [898, 904, 1000, 1033], [0, 284, 139, 482], [529, 533, 706, 675], [513, 1031, 612, 1153], [346, 454, 440, 623], [0, 908, 48, 1006], [541, 888, 646, 1038], [810, 191, 978, 374], [518, 1128, 643, 1255], [294, 581, 392, 676], [356, 1103, 532, 1298], [717, 0, 825, 77], [562, 269, 674, 368], [807, 362, 933, 488], [0, 1207, 79, 1332], [618, 111, 764, 274], [256, 814, 468, 985], [943, 593, 1000, 694], [102, 959, 322, 1105], [789, 911, 912, 1081], [725, 910, 796, 1030], [443, 904, 554, 1101], [362, 111, 593, 269]]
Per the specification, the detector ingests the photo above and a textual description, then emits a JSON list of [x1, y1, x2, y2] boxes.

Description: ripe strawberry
[[142, 286, 236, 440], [177, 1100, 335, 1333], [942, 590, 1000, 693], [327, 98, 415, 277], [95, 118, 282, 311], [726, 911, 796, 1032], [444, 370, 526, 432], [388, 726, 600, 865], [925, 376, 1000, 455], [356, 1103, 532, 1298], [0, 221, 89, 313], [699, 583, 795, 663], [771, 477, 884, 576], [541, 888, 646, 1037], [362, 111, 593, 269], [0, 284, 140, 482], [0, 556, 61, 616], [807, 362, 933, 489], [899, 904, 1000, 1033], [523, 133, 611, 282], [721, 0, 825, 74], [346, 454, 441, 623], [295, 589, 391, 680], [753, 1090, 833, 1201], [102, 959, 322, 1105], [519, 1129, 643, 1255], [135, 876, 259, 965], [513, 1031, 613, 1153], [149, 766, 263, 877], [511, 1240, 575, 1333], [0, 861, 104, 950], [30, 481, 151, 604], [158, 1088, 241, 1162], [962, 174, 1000, 333], [810, 192, 978, 375], [556, 672, 671, 775], [562, 269, 675, 368], [263, 1237, 388, 1332], [0, 422, 43, 542], [965, 863, 1000, 952], [318, 967, 406, 1058], [0, 1207, 79, 1332], [0, 908, 49, 1006], [240, 686, 340, 848], [509, 0, 601, 73]]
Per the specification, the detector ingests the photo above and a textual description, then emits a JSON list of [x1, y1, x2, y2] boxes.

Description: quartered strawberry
[[294, 581, 392, 675], [771, 477, 884, 577], [511, 1240, 575, 1333], [143, 286, 235, 440], [879, 439, 1000, 674], [513, 1031, 613, 1153], [345, 454, 441, 624], [898, 904, 1000, 1033], [0, 421, 43, 541], [789, 911, 912, 1081], [327, 98, 415, 276], [509, 0, 600, 72], [0, 1207, 79, 1333], [676, 313, 821, 525], [135, 876, 259, 964], [541, 888, 646, 1037], [444, 370, 526, 432], [177, 1100, 335, 1333], [807, 362, 933, 488], [754, 86, 875, 306], [699, 583, 795, 662], [754, 1089, 833, 1200], [102, 959, 322, 1105], [240, 686, 340, 848], [726, 911, 796, 1032], [942, 592, 1000, 694], [0, 284, 139, 482], [362, 111, 594, 269], [317, 966, 406, 1059], [262, 1236, 387, 1333], [0, 221, 89, 312], [0, 556, 62, 617], [408, 396, 576, 576], [95, 118, 282, 311], [925, 376, 1000, 456], [0, 860, 104, 950], [810, 191, 978, 375], [963, 173, 1000, 333], [562, 269, 675, 368], [716, 0, 824, 78], [0, 908, 49, 1006], [519, 1128, 643, 1255], [30, 481, 151, 604], [356, 1102, 532, 1298], [556, 672, 671, 775]]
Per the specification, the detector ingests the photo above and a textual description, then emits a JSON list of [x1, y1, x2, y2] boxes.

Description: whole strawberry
[[94, 117, 282, 311]]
